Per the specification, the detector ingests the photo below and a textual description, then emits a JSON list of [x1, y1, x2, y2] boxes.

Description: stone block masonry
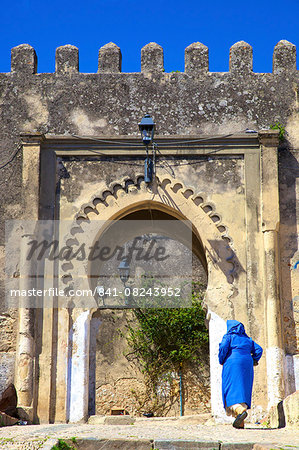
[[0, 40, 298, 424], [0, 40, 298, 140]]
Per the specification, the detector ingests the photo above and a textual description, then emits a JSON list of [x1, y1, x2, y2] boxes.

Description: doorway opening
[[88, 204, 210, 417]]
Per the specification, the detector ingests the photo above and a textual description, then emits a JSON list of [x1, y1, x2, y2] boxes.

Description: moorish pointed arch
[[59, 174, 243, 317]]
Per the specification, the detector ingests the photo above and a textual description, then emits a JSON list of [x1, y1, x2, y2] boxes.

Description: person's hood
[[226, 320, 247, 336]]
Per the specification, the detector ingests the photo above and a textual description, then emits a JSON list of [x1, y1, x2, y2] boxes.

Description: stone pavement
[[0, 417, 298, 449]]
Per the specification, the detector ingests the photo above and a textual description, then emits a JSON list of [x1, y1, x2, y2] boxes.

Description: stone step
[[88, 413, 212, 426], [88, 415, 135, 425], [41, 438, 294, 450]]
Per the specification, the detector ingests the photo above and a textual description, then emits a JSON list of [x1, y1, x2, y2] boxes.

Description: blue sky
[[1, 0, 299, 74]]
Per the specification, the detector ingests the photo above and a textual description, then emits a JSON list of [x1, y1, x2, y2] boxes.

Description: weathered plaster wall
[[0, 243, 17, 393], [59, 154, 249, 321], [279, 148, 299, 354], [0, 40, 298, 404], [59, 155, 248, 316], [278, 146, 299, 392]]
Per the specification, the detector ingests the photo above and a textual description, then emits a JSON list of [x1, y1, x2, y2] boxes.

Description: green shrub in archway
[[124, 282, 209, 414]]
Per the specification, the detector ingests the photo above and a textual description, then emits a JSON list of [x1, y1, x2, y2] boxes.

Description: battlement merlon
[[8, 40, 298, 75]]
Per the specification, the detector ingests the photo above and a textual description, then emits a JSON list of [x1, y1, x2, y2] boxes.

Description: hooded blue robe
[[218, 320, 263, 409]]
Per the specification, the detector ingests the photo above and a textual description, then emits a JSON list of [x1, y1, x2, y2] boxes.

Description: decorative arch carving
[[60, 174, 242, 317]]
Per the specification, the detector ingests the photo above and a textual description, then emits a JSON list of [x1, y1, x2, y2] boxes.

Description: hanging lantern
[[138, 113, 155, 146], [118, 258, 130, 285]]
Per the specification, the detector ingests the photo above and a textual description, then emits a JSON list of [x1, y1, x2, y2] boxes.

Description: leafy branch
[[270, 122, 286, 142], [124, 282, 209, 414]]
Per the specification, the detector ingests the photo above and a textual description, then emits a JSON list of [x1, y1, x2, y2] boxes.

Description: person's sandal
[[233, 411, 247, 428]]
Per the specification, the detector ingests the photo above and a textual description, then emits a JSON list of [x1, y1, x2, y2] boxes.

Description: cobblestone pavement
[[0, 419, 298, 449]]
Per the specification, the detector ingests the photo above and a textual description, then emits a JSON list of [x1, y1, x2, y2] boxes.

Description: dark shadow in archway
[[88, 206, 209, 417]]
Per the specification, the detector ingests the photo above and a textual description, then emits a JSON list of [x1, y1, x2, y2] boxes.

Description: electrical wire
[[153, 131, 249, 146], [83, 148, 145, 165], [0, 144, 22, 170], [81, 143, 243, 170], [0, 129, 256, 173], [71, 134, 142, 147], [71, 130, 251, 147]]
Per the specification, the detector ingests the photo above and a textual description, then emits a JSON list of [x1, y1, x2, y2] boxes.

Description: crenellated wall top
[[8, 40, 297, 75]]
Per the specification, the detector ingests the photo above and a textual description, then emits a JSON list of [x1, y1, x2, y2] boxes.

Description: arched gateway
[[13, 131, 296, 424], [59, 175, 237, 422]]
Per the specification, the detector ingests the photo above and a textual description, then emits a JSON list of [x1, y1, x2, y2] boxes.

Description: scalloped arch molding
[[62, 174, 240, 318]]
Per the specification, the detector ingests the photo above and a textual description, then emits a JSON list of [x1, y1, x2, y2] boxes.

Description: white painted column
[[293, 355, 299, 391], [208, 310, 229, 422], [68, 309, 91, 422]]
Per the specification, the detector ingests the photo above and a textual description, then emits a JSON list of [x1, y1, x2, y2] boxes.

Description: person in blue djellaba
[[218, 320, 263, 429]]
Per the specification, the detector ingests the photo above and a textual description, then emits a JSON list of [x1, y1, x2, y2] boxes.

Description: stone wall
[[0, 40, 298, 407]]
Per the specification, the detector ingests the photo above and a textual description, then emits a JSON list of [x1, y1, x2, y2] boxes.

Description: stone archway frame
[[56, 174, 245, 422], [61, 174, 239, 316]]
